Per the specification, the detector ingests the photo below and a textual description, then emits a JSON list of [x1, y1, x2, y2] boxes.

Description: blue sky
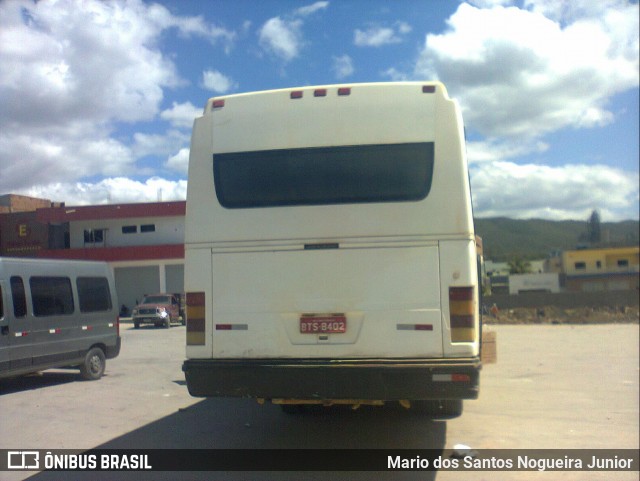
[[0, 0, 638, 221]]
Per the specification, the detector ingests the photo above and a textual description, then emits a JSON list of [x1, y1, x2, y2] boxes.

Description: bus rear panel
[[183, 82, 480, 412]]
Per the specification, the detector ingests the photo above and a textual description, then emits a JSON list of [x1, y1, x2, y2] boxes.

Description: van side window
[[10, 277, 27, 318], [30, 277, 74, 316], [77, 277, 112, 312]]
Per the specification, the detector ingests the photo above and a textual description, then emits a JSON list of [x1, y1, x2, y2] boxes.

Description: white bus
[[183, 82, 481, 416]]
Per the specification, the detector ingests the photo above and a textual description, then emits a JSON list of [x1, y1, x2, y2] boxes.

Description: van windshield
[[213, 142, 434, 208], [142, 296, 172, 304]]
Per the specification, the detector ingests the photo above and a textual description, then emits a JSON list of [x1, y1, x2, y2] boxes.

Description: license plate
[[300, 314, 347, 334]]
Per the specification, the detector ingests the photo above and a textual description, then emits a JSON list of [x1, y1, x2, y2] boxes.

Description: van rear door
[[4, 276, 33, 372]]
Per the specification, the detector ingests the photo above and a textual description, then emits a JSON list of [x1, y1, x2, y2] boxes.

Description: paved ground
[[0, 323, 637, 481]]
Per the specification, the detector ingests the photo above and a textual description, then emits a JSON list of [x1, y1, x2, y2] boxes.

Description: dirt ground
[[485, 304, 640, 324]]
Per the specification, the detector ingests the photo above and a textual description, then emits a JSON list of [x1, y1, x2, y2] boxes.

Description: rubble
[[484, 305, 640, 324]]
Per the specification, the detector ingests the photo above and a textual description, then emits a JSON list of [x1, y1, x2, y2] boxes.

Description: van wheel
[[410, 400, 463, 418], [80, 347, 106, 380]]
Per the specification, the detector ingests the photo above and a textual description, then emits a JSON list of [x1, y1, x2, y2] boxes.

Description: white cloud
[[415, 2, 639, 139], [201, 70, 237, 93], [258, 2, 328, 62], [20, 178, 187, 206], [466, 139, 549, 164], [0, 0, 233, 195], [132, 130, 190, 160], [296, 1, 329, 17], [165, 148, 190, 175], [354, 21, 412, 47], [160, 102, 202, 129], [471, 161, 639, 221], [332, 55, 354, 79], [258, 17, 303, 62], [381, 67, 409, 81], [0, 129, 136, 191]]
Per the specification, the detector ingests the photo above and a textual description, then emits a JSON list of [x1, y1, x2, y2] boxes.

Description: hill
[[474, 217, 639, 261]]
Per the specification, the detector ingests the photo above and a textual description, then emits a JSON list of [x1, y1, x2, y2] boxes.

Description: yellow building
[[561, 246, 639, 292]]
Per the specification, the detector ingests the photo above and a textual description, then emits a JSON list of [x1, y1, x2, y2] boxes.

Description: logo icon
[[8, 451, 39, 470]]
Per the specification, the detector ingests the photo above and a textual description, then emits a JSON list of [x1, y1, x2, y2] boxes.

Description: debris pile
[[485, 305, 639, 324]]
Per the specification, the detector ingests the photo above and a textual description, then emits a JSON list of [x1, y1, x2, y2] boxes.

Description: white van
[[0, 257, 121, 380]]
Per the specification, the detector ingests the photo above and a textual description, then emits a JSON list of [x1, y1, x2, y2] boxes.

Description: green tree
[[587, 210, 601, 244], [508, 257, 532, 274]]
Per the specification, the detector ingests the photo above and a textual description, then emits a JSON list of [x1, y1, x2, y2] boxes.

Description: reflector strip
[[449, 286, 476, 343], [187, 291, 205, 306], [397, 324, 433, 331], [186, 291, 206, 345], [450, 314, 474, 328], [433, 374, 471, 382], [451, 327, 475, 342], [49, 329, 61, 334], [14, 332, 28, 337], [449, 287, 474, 301], [215, 324, 248, 331], [82, 326, 92, 331]]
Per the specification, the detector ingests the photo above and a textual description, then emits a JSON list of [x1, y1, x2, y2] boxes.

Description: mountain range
[[474, 217, 639, 261]]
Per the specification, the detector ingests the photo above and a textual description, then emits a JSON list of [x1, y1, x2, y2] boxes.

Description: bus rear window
[[213, 142, 434, 208]]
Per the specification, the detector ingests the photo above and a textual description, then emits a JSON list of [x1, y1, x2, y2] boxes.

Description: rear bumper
[[133, 315, 164, 323], [105, 337, 121, 359], [182, 358, 480, 401]]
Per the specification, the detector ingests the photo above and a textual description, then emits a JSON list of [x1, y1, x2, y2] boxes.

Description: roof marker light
[[314, 89, 327, 97], [290, 91, 303, 99], [422, 85, 436, 94], [212, 99, 225, 109], [337, 87, 351, 96]]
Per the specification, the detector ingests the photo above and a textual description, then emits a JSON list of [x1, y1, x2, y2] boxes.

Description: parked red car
[[132, 293, 184, 329]]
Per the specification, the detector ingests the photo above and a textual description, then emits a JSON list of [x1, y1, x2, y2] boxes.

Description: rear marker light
[[422, 85, 436, 93], [186, 292, 206, 346], [212, 99, 225, 109], [449, 286, 476, 342], [337, 87, 351, 96], [290, 91, 303, 99], [314, 89, 327, 97], [433, 374, 471, 382], [215, 324, 248, 331], [397, 324, 433, 331]]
